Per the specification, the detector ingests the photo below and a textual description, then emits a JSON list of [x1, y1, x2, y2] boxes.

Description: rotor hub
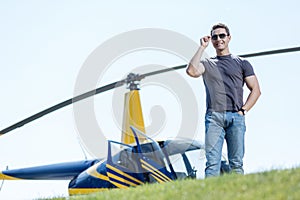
[[126, 73, 143, 90]]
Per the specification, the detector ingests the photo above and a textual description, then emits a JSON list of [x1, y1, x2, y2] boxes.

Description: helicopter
[[0, 71, 210, 196], [0, 46, 299, 196]]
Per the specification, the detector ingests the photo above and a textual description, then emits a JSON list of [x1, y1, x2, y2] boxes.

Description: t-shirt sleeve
[[200, 58, 208, 66], [200, 58, 212, 73], [242, 59, 255, 78]]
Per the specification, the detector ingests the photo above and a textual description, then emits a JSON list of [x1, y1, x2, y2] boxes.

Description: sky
[[0, 0, 300, 199]]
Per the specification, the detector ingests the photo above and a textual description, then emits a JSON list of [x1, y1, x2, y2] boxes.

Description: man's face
[[211, 28, 231, 51]]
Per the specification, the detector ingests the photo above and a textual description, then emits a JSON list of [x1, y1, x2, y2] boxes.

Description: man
[[186, 23, 261, 177]]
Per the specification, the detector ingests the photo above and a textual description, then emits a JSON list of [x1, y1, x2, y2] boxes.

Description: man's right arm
[[186, 36, 210, 78], [186, 46, 206, 77]]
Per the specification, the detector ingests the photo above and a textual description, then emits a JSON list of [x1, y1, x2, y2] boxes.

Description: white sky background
[[0, 0, 300, 199]]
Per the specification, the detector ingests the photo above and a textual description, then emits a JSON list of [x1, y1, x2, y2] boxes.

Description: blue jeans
[[205, 111, 246, 177]]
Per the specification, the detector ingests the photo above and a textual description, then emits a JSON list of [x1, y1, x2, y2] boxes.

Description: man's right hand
[[186, 36, 209, 77], [200, 36, 211, 48]]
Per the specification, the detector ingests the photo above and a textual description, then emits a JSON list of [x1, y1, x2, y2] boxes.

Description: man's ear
[[228, 35, 231, 41]]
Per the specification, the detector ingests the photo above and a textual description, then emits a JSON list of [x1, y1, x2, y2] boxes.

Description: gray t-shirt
[[201, 54, 255, 112]]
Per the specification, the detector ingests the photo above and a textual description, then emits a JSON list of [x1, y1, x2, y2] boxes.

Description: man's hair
[[210, 23, 230, 36]]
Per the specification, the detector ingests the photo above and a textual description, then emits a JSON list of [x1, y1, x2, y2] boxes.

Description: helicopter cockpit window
[[167, 149, 206, 179], [110, 141, 139, 172], [167, 153, 188, 179], [131, 127, 169, 170], [141, 142, 170, 169]]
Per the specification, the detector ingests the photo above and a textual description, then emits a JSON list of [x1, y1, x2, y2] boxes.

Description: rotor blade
[[0, 80, 125, 135], [139, 46, 300, 79], [239, 46, 300, 58], [1, 46, 299, 135], [140, 64, 187, 79]]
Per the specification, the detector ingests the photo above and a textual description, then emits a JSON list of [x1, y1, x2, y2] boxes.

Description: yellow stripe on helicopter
[[0, 172, 22, 180], [86, 161, 109, 181], [140, 159, 172, 182], [68, 188, 108, 195], [106, 164, 143, 185]]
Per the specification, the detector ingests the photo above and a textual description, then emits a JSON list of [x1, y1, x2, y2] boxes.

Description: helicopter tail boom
[[0, 160, 98, 180]]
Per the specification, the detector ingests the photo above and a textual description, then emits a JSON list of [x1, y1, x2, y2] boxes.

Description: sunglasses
[[211, 33, 228, 40]]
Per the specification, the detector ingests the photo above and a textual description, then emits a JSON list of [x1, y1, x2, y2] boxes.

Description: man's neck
[[216, 49, 230, 56]]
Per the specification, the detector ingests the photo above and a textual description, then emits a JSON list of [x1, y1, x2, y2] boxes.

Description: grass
[[48, 167, 300, 200]]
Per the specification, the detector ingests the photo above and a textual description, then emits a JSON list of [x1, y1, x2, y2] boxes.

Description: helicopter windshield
[[159, 139, 206, 179], [130, 127, 175, 182], [107, 126, 171, 175], [131, 127, 167, 166], [108, 141, 139, 172], [167, 148, 205, 179]]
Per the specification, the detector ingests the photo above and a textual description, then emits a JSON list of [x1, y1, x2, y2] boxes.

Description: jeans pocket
[[237, 111, 244, 117]]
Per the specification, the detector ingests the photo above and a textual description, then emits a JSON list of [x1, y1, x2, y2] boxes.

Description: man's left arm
[[240, 75, 261, 114]]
